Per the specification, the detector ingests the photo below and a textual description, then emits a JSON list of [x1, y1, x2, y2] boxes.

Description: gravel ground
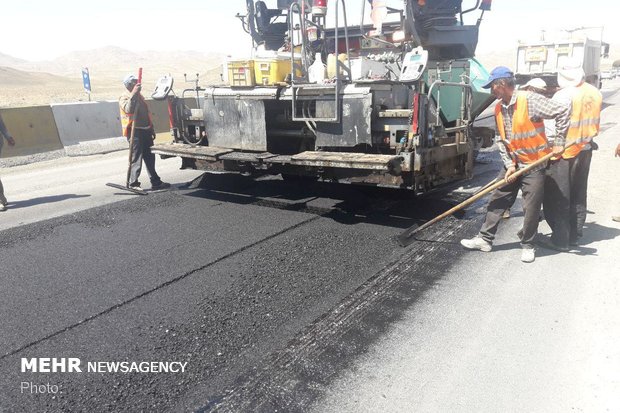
[[0, 149, 66, 168]]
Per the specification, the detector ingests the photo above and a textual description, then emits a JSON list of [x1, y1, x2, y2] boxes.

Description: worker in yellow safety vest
[[541, 66, 602, 250], [460, 66, 570, 263], [119, 74, 169, 191]]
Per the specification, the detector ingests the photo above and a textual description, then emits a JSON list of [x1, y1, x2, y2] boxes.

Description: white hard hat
[[123, 74, 138, 87], [557, 66, 585, 88], [522, 77, 547, 90]]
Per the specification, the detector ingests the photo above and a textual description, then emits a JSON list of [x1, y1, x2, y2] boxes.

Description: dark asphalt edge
[[205, 201, 487, 413], [0, 214, 322, 361], [0, 191, 183, 248]]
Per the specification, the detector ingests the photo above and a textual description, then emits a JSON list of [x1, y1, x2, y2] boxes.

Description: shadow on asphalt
[[535, 221, 620, 257], [579, 221, 620, 245], [6, 194, 90, 209], [488, 240, 599, 257], [535, 244, 598, 258], [486, 220, 620, 258], [179, 172, 469, 230]]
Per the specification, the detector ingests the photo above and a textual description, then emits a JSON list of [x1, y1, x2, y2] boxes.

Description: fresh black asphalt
[[0, 158, 499, 412]]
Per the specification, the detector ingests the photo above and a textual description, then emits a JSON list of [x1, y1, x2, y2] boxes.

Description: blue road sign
[[82, 68, 92, 93]]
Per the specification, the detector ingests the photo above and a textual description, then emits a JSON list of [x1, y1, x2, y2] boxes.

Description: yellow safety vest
[[119, 94, 152, 138], [562, 82, 602, 159]]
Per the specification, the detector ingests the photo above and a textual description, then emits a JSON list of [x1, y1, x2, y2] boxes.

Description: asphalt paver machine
[[152, 0, 496, 192]]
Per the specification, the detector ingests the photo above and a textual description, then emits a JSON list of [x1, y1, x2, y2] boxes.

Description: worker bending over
[[460, 66, 569, 263]]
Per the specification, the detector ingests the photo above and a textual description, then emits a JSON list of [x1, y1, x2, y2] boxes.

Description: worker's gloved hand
[[504, 165, 517, 183], [151, 131, 157, 141], [6, 136, 15, 146]]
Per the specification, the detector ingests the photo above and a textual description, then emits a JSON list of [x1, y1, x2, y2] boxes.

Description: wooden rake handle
[[397, 144, 574, 246]]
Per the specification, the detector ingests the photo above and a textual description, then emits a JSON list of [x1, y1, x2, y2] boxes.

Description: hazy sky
[[0, 0, 615, 61]]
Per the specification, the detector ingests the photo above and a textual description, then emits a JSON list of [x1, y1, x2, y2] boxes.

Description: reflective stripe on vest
[[120, 110, 133, 138], [495, 91, 551, 165], [512, 126, 547, 141], [563, 82, 602, 159], [120, 95, 152, 138]]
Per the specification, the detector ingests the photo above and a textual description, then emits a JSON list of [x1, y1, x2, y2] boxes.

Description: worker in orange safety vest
[[542, 66, 602, 250], [119, 74, 170, 191], [460, 66, 570, 263]]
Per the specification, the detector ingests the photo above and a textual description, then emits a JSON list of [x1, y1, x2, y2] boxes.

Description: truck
[[151, 0, 496, 193], [515, 29, 610, 89]]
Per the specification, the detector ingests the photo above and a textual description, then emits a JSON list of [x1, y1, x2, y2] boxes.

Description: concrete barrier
[[0, 97, 198, 163], [0, 106, 63, 158], [51, 99, 181, 153], [51, 101, 127, 156]]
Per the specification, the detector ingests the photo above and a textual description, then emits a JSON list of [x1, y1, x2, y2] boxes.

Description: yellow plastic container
[[254, 58, 301, 86], [228, 60, 255, 87], [327, 53, 349, 79]]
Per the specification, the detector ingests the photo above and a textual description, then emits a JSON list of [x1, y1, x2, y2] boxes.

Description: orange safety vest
[[562, 82, 602, 159], [495, 91, 551, 165], [119, 94, 153, 138]]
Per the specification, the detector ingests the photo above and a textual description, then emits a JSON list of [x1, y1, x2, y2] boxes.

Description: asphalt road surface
[[1, 80, 619, 412]]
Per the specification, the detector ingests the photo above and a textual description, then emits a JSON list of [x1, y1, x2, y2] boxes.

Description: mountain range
[[0, 44, 618, 108], [0, 47, 225, 107]]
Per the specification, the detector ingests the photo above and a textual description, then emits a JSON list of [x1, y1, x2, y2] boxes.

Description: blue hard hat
[[482, 66, 514, 89]]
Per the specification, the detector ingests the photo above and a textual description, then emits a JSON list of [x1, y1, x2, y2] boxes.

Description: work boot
[[460, 236, 492, 252], [521, 247, 535, 263], [537, 236, 569, 252], [151, 181, 171, 190], [613, 216, 620, 223], [0, 203, 6, 212]]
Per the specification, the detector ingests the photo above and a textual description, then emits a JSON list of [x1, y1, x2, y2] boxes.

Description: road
[[310, 80, 620, 413], [0, 79, 619, 412]]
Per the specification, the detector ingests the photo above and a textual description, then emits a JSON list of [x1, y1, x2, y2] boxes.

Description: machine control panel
[[399, 47, 428, 83]]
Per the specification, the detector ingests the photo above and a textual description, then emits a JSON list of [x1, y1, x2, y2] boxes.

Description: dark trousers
[[129, 129, 161, 187], [479, 168, 545, 249], [570, 149, 592, 241], [543, 158, 570, 248], [544, 150, 592, 245]]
